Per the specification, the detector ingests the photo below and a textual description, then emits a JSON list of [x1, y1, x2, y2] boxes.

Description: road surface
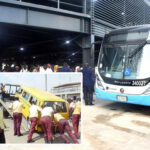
[[83, 96, 150, 150]]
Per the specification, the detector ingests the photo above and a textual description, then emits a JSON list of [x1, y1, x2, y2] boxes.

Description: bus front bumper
[[96, 88, 150, 106]]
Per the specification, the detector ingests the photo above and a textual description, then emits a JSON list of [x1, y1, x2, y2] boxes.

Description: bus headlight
[[96, 75, 104, 90]]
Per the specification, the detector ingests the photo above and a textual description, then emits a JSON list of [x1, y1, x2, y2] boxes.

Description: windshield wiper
[[128, 41, 147, 58]]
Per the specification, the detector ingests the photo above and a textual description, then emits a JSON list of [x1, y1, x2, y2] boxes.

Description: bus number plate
[[117, 96, 127, 101]]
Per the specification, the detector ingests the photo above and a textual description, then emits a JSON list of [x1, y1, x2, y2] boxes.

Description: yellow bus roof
[[21, 86, 67, 102]]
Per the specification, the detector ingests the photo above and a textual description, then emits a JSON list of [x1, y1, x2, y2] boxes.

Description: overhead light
[[121, 12, 125, 15], [33, 56, 36, 59], [72, 53, 75, 56], [20, 47, 24, 51], [65, 40, 70, 44]]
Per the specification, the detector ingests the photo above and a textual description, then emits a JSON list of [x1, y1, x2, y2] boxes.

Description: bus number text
[[132, 81, 146, 86]]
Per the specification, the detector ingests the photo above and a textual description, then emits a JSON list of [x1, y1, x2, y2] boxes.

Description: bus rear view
[[96, 25, 150, 106]]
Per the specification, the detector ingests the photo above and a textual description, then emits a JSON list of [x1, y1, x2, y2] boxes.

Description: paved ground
[[82, 96, 150, 150]]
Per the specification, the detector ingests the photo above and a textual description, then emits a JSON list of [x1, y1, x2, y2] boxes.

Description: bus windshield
[[99, 40, 150, 80]]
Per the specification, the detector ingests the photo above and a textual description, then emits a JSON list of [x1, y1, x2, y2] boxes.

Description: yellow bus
[[15, 86, 69, 132]]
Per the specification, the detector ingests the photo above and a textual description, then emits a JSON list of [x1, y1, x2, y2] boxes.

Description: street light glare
[[20, 47, 24, 51], [65, 40, 70, 44]]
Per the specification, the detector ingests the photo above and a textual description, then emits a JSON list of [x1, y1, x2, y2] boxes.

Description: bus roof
[[21, 86, 66, 102], [108, 24, 150, 35]]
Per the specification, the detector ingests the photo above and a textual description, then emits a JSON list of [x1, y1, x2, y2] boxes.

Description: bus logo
[[120, 88, 124, 93]]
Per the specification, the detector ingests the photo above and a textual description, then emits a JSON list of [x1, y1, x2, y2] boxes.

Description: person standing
[[72, 100, 81, 138], [9, 97, 24, 136], [0, 108, 6, 143], [81, 63, 94, 105], [58, 63, 72, 72], [54, 65, 59, 72], [0, 83, 5, 101], [46, 64, 53, 73], [40, 104, 54, 143], [27, 101, 42, 143], [20, 65, 28, 72], [54, 113, 78, 144]]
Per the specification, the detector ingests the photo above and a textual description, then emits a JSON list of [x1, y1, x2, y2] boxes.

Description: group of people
[[0, 97, 81, 144], [0, 62, 82, 73]]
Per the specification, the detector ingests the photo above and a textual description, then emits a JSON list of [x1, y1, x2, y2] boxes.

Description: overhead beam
[[0, 0, 90, 33]]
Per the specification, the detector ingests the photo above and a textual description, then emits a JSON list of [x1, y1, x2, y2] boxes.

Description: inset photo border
[[0, 73, 82, 145]]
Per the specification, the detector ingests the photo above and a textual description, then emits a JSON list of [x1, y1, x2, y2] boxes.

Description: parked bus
[[15, 86, 69, 132], [96, 25, 150, 106]]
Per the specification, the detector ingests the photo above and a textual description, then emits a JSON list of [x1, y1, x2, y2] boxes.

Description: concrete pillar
[[82, 35, 95, 67], [57, 0, 60, 9], [82, 0, 87, 14]]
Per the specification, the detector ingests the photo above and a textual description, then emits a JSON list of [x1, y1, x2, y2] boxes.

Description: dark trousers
[[72, 114, 80, 138], [28, 117, 38, 141], [69, 108, 73, 120], [13, 113, 22, 135], [59, 119, 78, 144], [83, 86, 93, 105], [40, 116, 53, 142], [1, 92, 5, 101], [0, 130, 5, 143]]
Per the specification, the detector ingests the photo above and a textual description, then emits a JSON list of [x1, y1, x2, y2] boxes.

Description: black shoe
[[27, 140, 34, 143], [18, 134, 23, 136], [14, 133, 17, 136]]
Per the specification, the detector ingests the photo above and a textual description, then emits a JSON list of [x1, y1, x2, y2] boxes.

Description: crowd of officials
[[0, 97, 81, 144]]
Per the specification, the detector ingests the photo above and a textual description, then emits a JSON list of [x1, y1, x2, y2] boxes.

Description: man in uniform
[[9, 97, 24, 136], [54, 113, 78, 144], [0, 108, 6, 143], [27, 100, 42, 143], [81, 63, 93, 105], [72, 100, 81, 138], [40, 103, 54, 143]]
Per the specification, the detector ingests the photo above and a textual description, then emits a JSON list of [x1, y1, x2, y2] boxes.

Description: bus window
[[22, 92, 30, 101], [29, 96, 37, 104], [17, 88, 23, 94], [44, 101, 67, 113]]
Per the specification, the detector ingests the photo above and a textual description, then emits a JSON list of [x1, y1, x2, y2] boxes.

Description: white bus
[[96, 25, 150, 106]]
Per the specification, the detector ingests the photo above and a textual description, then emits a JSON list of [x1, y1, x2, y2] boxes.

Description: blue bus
[[96, 25, 150, 106]]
